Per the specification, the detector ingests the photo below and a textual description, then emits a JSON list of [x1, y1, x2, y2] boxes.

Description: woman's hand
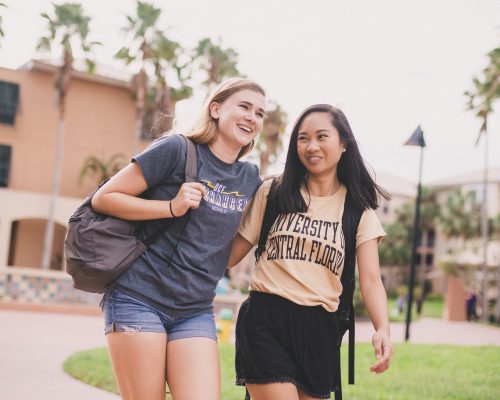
[[170, 182, 207, 217], [369, 328, 393, 374]]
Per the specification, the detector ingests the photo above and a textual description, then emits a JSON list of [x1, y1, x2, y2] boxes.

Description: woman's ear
[[209, 102, 219, 119]]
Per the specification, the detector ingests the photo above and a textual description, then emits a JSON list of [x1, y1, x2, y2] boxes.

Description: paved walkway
[[1, 309, 499, 400], [0, 309, 118, 400]]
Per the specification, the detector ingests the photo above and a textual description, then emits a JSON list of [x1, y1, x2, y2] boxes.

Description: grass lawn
[[387, 297, 443, 322], [64, 342, 500, 400]]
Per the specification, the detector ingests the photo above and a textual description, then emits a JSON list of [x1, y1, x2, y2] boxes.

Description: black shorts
[[235, 291, 341, 399]]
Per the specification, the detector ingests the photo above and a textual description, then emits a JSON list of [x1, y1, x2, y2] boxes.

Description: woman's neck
[[209, 137, 240, 164], [306, 173, 341, 197]]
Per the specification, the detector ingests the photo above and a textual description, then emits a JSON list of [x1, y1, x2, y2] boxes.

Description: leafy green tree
[[115, 1, 161, 147], [257, 102, 287, 176], [465, 45, 500, 321], [79, 154, 127, 186], [193, 37, 240, 92], [438, 189, 481, 246], [465, 47, 499, 141], [147, 31, 192, 135], [379, 187, 440, 266], [116, 2, 192, 141], [378, 221, 411, 267], [36, 2, 99, 269], [379, 187, 440, 311]]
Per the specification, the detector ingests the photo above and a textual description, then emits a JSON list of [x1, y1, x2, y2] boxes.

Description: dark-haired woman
[[228, 104, 393, 400]]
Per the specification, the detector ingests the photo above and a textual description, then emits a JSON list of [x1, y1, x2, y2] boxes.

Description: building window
[[425, 254, 434, 266], [0, 145, 12, 187], [427, 229, 435, 247], [0, 80, 20, 125]]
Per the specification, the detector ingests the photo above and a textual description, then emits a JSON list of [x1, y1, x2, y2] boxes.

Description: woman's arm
[[91, 162, 207, 220], [227, 233, 254, 268], [357, 238, 393, 374]]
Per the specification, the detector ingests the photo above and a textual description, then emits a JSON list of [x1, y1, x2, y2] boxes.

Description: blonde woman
[[92, 78, 266, 400]]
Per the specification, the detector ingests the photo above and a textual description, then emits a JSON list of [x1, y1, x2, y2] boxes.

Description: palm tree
[[465, 46, 500, 320], [438, 189, 482, 246], [257, 102, 287, 176], [36, 2, 99, 270], [193, 37, 240, 93], [115, 1, 161, 149], [147, 31, 193, 136], [79, 154, 127, 186], [379, 187, 440, 305], [0, 2, 7, 46]]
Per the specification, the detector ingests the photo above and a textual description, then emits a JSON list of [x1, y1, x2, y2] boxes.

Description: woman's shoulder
[[142, 132, 186, 155], [236, 158, 259, 174], [253, 176, 279, 198]]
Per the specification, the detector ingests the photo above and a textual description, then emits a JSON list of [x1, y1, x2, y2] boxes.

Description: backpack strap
[[184, 135, 197, 183], [335, 189, 363, 399], [254, 178, 280, 261], [143, 135, 197, 247]]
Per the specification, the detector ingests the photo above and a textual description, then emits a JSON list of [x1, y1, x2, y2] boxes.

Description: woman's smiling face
[[296, 112, 345, 179], [210, 89, 266, 149]]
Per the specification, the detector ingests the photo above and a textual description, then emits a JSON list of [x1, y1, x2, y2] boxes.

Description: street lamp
[[404, 125, 426, 341]]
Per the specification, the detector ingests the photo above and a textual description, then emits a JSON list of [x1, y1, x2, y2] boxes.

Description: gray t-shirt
[[114, 134, 261, 317]]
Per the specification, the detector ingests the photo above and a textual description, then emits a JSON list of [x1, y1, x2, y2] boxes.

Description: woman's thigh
[[246, 382, 300, 400], [102, 289, 169, 399], [107, 331, 167, 400], [166, 337, 220, 400]]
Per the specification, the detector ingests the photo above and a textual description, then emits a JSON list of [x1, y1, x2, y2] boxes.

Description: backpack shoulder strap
[[143, 134, 197, 247], [339, 189, 363, 385], [255, 178, 280, 261], [183, 135, 197, 182]]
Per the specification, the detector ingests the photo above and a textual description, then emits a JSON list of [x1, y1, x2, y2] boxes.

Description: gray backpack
[[64, 135, 197, 293]]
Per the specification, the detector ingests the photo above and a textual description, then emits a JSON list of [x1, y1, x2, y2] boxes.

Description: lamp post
[[404, 125, 426, 341]]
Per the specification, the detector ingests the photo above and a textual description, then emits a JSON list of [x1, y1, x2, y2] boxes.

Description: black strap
[[341, 190, 363, 382], [255, 178, 280, 261], [143, 135, 197, 247], [334, 191, 363, 400]]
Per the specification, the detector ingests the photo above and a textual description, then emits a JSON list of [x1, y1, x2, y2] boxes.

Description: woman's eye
[[239, 104, 248, 110], [318, 134, 328, 140], [256, 112, 264, 119]]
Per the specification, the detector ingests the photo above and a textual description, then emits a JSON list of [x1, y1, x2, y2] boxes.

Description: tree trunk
[[41, 117, 65, 269], [134, 113, 143, 155], [480, 131, 489, 321], [495, 263, 500, 322]]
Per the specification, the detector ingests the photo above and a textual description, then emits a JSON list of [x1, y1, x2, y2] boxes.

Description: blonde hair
[[185, 77, 266, 159]]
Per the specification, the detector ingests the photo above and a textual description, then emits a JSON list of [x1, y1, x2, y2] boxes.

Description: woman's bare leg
[[246, 382, 300, 400], [298, 388, 321, 400], [106, 332, 167, 400], [166, 337, 220, 400]]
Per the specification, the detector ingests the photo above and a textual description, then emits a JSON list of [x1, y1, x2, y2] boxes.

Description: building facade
[[0, 60, 138, 307]]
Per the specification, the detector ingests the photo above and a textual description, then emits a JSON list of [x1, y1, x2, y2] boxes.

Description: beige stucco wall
[[0, 188, 81, 269], [9, 219, 66, 269], [0, 66, 138, 198]]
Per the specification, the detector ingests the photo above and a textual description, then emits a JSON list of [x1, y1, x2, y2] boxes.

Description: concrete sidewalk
[[1, 309, 499, 400], [355, 317, 500, 346], [0, 309, 118, 400]]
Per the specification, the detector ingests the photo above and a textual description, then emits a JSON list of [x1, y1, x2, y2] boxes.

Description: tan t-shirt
[[238, 179, 386, 312]]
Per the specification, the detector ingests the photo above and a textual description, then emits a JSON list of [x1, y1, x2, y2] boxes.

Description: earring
[[342, 148, 347, 153]]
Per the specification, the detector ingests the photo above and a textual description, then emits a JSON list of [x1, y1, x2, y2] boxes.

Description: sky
[[0, 0, 499, 185]]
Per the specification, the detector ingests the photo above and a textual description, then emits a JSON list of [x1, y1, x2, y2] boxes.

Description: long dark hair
[[268, 104, 390, 213]]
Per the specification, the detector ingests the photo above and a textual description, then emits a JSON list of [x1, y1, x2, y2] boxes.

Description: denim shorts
[[102, 288, 217, 342]]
